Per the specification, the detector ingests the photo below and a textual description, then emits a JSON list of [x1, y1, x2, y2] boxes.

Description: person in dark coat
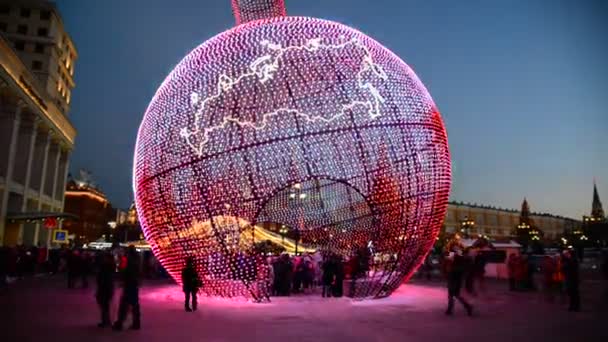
[[271, 258, 280, 296], [445, 246, 473, 316], [562, 249, 580, 312], [473, 249, 487, 294], [275, 254, 292, 296], [67, 250, 81, 289], [15, 245, 25, 279], [293, 257, 305, 294], [349, 248, 367, 298], [0, 247, 7, 292], [463, 248, 476, 295], [81, 251, 90, 289], [602, 251, 608, 280], [507, 253, 518, 291], [181, 257, 200, 312], [96, 252, 115, 327], [113, 245, 141, 330], [332, 254, 344, 297], [321, 253, 335, 298]]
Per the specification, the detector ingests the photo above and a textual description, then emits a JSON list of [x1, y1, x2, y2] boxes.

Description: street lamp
[[288, 183, 307, 255], [279, 225, 288, 244], [516, 222, 530, 240], [460, 217, 475, 238]]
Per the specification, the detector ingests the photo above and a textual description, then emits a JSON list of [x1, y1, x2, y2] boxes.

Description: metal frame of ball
[[133, 16, 451, 302]]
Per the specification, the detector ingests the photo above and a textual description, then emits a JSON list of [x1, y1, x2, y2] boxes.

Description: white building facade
[[0, 0, 77, 246]]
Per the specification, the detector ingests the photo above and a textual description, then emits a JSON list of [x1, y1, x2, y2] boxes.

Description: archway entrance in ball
[[252, 177, 406, 298], [254, 178, 374, 255]]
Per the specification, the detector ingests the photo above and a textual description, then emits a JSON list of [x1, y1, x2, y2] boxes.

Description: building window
[[34, 43, 44, 53], [40, 10, 51, 20], [0, 5, 10, 15], [32, 60, 43, 70], [20, 8, 31, 18], [17, 24, 27, 34], [37, 27, 48, 37], [14, 40, 25, 51], [0, 22, 6, 32]]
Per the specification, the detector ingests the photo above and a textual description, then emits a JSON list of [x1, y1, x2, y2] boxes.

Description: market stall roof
[[461, 238, 521, 248], [5, 212, 79, 222]]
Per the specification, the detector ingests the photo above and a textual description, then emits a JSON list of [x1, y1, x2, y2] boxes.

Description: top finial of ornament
[[232, 0, 287, 25]]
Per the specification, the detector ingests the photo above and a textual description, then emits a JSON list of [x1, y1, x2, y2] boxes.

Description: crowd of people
[[507, 253, 536, 291], [0, 244, 49, 283], [441, 240, 591, 315], [3, 240, 607, 330], [0, 243, 147, 329], [0, 244, 165, 287], [507, 250, 581, 311], [268, 248, 370, 298], [87, 245, 144, 330]]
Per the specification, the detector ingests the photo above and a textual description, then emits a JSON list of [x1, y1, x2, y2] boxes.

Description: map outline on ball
[[180, 37, 388, 157]]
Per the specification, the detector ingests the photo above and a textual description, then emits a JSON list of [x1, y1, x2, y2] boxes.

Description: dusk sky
[[55, 0, 607, 219]]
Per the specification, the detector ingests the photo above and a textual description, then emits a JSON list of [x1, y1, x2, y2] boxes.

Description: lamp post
[[289, 183, 306, 255], [279, 225, 288, 244], [517, 222, 531, 246], [460, 217, 475, 239]]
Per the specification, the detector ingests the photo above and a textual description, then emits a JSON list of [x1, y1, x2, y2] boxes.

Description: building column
[[20, 119, 39, 196], [17, 118, 39, 219], [46, 147, 67, 249], [16, 118, 40, 246], [30, 132, 52, 245], [0, 103, 23, 246], [50, 146, 63, 208]]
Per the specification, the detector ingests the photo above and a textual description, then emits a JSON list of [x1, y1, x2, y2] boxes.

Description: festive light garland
[[133, 0, 451, 301], [180, 37, 387, 157]]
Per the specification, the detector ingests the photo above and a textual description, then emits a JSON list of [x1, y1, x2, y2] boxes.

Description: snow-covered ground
[[1, 276, 606, 342]]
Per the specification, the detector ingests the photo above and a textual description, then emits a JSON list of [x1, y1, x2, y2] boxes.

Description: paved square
[[1, 276, 606, 342]]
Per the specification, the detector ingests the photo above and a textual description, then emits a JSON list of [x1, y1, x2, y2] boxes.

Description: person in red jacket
[[542, 255, 556, 302], [514, 255, 528, 291]]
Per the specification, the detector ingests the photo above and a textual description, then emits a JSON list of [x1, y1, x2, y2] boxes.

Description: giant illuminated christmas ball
[[134, 0, 450, 300]]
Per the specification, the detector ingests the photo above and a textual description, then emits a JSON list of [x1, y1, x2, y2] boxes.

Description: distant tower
[[591, 182, 605, 219], [519, 197, 531, 225], [516, 197, 541, 245], [583, 182, 607, 247]]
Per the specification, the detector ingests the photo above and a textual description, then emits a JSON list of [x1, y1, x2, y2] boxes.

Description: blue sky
[[55, 0, 607, 219]]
